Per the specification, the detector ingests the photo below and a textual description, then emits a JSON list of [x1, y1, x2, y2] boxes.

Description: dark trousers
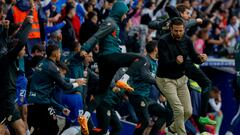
[[28, 104, 59, 135], [96, 103, 121, 135], [0, 92, 21, 125], [87, 53, 150, 112], [185, 62, 212, 116], [129, 95, 149, 135], [228, 103, 240, 132], [148, 103, 166, 135]]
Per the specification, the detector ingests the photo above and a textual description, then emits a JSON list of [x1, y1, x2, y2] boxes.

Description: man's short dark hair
[[31, 56, 44, 68], [141, 14, 152, 25], [176, 4, 189, 14], [170, 17, 185, 28], [31, 44, 45, 54], [57, 62, 69, 72], [106, 0, 115, 3], [87, 11, 97, 20], [146, 40, 158, 53], [46, 44, 59, 58], [66, 2, 75, 15], [70, 41, 81, 51]]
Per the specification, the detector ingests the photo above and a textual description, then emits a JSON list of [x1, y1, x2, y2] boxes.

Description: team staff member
[[156, 18, 208, 135], [28, 45, 86, 135], [129, 41, 158, 135], [0, 13, 32, 135], [79, 2, 154, 134]]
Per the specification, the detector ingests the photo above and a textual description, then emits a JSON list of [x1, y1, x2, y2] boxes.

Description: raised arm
[[81, 19, 117, 53]]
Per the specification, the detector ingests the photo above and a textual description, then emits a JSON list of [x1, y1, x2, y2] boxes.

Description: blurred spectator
[[207, 87, 223, 135], [194, 29, 209, 54], [127, 13, 151, 54], [84, 1, 94, 13], [97, 0, 115, 23], [130, 1, 143, 26], [203, 20, 225, 57], [25, 44, 45, 78], [6, 0, 42, 54], [47, 29, 64, 49], [79, 11, 98, 45], [61, 2, 77, 51], [60, 1, 81, 42], [226, 16, 239, 55], [141, 1, 156, 20], [75, 0, 87, 24]]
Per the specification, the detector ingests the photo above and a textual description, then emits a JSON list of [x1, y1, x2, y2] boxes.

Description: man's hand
[[62, 108, 70, 116], [46, 10, 50, 18], [159, 95, 166, 102], [76, 78, 87, 86], [176, 55, 184, 64], [2, 20, 9, 29], [52, 5, 56, 12], [112, 87, 120, 93], [196, 18, 203, 24], [26, 16, 34, 24], [199, 54, 208, 62]]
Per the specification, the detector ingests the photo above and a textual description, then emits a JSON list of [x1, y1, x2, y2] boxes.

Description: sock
[[83, 111, 91, 120], [119, 74, 130, 83]]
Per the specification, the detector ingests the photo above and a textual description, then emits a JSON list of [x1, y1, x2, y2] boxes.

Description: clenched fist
[[176, 55, 184, 64], [199, 54, 208, 63]]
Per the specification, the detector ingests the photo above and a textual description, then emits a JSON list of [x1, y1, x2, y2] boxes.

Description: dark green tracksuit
[[64, 51, 85, 94], [95, 68, 127, 135], [96, 89, 124, 135], [0, 18, 31, 124], [81, 1, 153, 113], [129, 55, 157, 135], [28, 58, 78, 135]]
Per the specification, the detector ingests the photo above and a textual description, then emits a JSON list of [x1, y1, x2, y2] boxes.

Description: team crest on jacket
[[112, 30, 117, 38], [140, 101, 146, 107]]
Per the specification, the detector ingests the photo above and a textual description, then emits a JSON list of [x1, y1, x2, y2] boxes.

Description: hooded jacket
[[129, 55, 157, 98], [82, 1, 128, 55]]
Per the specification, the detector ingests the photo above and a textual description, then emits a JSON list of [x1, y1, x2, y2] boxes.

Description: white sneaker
[[225, 131, 234, 135]]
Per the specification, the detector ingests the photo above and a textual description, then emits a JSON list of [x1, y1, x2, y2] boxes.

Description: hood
[[16, 0, 31, 11], [109, 1, 129, 23]]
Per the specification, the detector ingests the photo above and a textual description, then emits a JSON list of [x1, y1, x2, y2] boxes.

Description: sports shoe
[[116, 80, 134, 92], [78, 115, 89, 135], [201, 132, 212, 135], [199, 116, 216, 125]]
